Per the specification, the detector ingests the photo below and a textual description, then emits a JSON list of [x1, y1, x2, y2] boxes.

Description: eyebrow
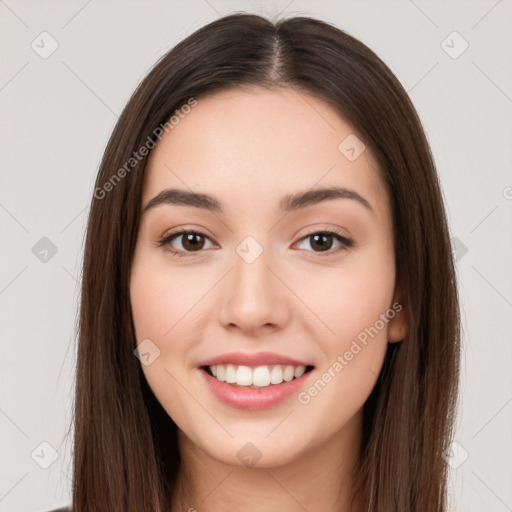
[[142, 186, 374, 215]]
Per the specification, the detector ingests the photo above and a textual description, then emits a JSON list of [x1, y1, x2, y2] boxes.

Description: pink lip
[[198, 366, 315, 411], [197, 351, 313, 368]]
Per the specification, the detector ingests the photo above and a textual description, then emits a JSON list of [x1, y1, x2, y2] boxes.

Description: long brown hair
[[71, 13, 461, 512]]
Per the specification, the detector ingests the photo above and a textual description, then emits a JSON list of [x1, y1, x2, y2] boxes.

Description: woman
[[52, 12, 460, 512]]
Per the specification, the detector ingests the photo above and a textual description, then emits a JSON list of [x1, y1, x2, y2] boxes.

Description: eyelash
[[157, 228, 354, 258]]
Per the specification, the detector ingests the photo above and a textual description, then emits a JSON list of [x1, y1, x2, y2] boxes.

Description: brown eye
[[309, 233, 335, 252], [295, 230, 353, 256], [178, 232, 206, 251], [158, 230, 215, 257]]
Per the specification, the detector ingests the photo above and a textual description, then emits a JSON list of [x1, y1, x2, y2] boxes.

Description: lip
[[198, 366, 315, 411], [197, 351, 313, 368]]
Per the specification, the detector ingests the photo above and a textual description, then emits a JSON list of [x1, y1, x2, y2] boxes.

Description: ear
[[387, 288, 409, 343]]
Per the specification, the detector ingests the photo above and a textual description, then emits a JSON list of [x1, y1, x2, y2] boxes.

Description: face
[[130, 86, 408, 468]]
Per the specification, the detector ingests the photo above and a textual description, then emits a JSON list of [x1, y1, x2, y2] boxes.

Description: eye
[[158, 230, 215, 257], [158, 227, 354, 258], [294, 228, 353, 256]]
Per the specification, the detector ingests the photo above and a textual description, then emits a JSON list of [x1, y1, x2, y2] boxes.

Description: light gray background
[[1, 1, 511, 511]]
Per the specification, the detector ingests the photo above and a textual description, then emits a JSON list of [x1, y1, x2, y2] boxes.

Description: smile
[[198, 365, 315, 411], [204, 364, 314, 389]]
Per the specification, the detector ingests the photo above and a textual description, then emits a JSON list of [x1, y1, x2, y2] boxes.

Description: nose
[[217, 241, 290, 333]]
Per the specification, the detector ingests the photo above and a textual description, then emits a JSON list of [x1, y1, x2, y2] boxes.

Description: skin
[[130, 86, 409, 512]]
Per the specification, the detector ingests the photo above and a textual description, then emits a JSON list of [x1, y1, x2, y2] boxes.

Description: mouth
[[200, 364, 315, 390]]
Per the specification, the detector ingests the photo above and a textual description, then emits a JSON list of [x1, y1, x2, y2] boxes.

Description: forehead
[[142, 86, 389, 219]]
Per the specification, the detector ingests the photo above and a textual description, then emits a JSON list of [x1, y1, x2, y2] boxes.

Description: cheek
[[130, 257, 205, 420], [292, 248, 396, 349], [293, 285, 392, 440], [130, 254, 206, 344], [291, 246, 395, 424]]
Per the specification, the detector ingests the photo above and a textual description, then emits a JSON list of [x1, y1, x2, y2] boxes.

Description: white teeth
[[283, 366, 295, 382], [225, 364, 237, 383], [294, 366, 306, 378], [207, 364, 308, 388], [216, 364, 225, 381], [252, 366, 271, 387], [270, 365, 283, 384], [236, 365, 253, 386]]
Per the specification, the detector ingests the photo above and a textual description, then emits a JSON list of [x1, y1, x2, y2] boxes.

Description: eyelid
[[297, 225, 352, 243]]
